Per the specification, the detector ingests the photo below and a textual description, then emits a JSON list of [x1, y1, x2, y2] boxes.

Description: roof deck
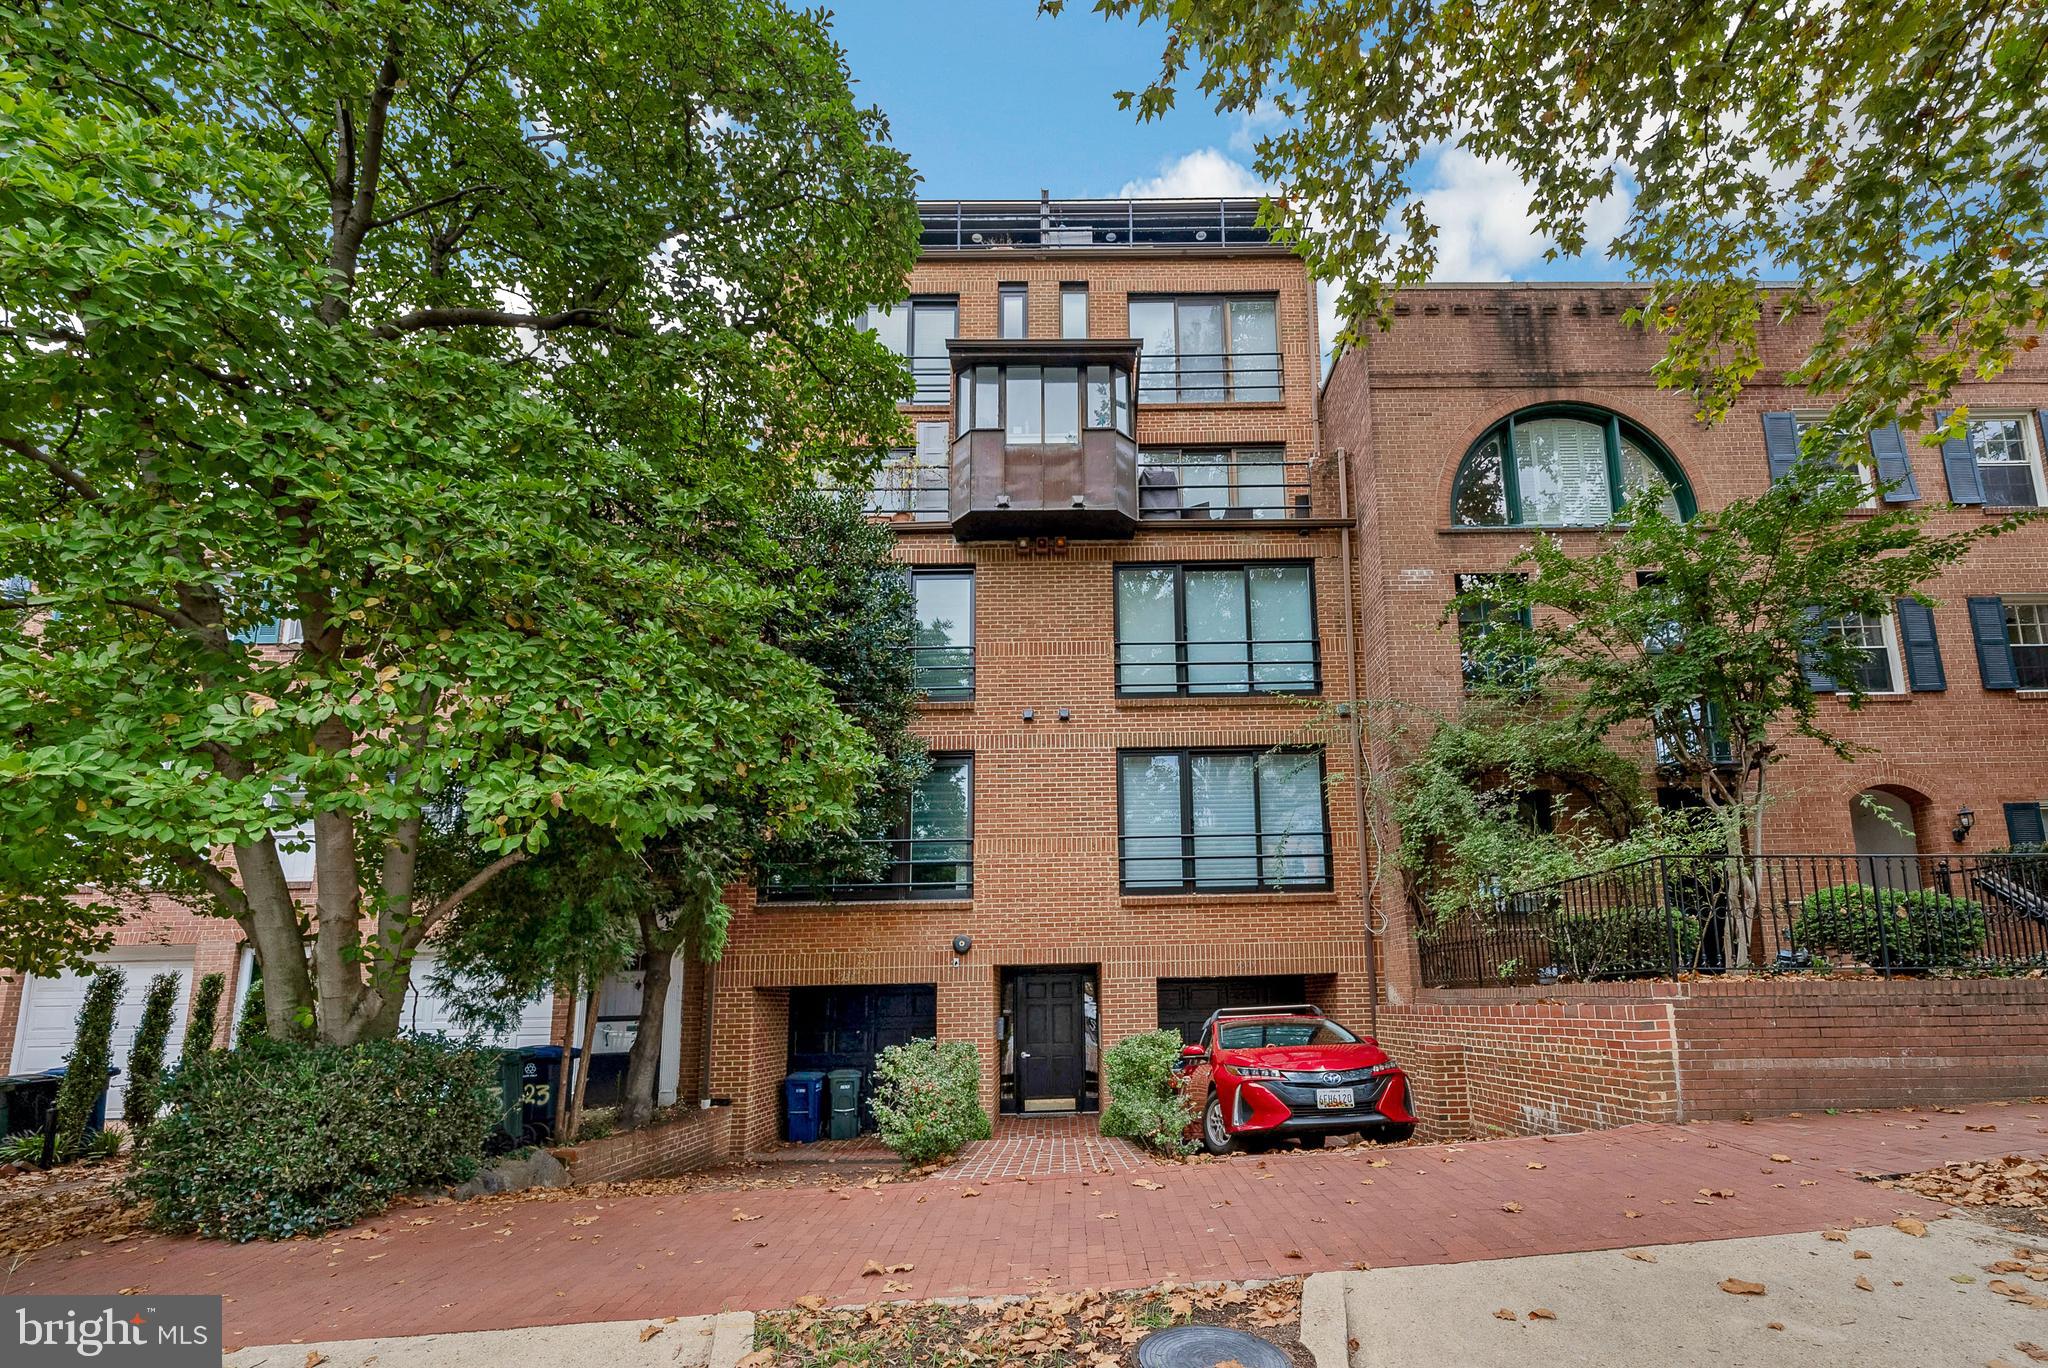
[[918, 196, 1275, 253]]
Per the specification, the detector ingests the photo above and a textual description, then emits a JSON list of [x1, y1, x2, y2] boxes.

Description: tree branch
[[425, 849, 529, 928], [162, 847, 254, 921], [375, 306, 634, 337], [367, 183, 497, 231], [2, 436, 102, 501]]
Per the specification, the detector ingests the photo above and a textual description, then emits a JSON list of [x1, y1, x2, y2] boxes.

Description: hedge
[[1099, 1030, 1195, 1156], [54, 968, 124, 1155], [869, 1038, 990, 1166], [130, 1034, 499, 1241], [1792, 884, 1987, 968]]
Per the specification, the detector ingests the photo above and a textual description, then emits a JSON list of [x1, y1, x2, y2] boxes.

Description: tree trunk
[[568, 985, 600, 1141], [616, 950, 673, 1131]]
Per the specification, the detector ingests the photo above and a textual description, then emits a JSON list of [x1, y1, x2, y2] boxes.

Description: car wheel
[[1365, 1122, 1415, 1145], [1201, 1093, 1235, 1155]]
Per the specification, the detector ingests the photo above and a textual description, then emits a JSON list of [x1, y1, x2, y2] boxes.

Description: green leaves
[[1073, 0, 2048, 431]]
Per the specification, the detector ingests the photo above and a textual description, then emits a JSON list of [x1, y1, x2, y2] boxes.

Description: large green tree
[[0, 0, 919, 1044], [1055, 0, 2048, 431], [431, 489, 924, 1128]]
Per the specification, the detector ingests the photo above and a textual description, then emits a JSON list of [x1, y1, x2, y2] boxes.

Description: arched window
[[1451, 406, 1695, 528]]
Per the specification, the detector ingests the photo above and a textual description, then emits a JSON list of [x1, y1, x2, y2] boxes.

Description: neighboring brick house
[[1324, 284, 2048, 1135]]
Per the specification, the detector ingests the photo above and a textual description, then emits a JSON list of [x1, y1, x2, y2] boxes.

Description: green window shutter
[[1894, 599, 1946, 691], [1968, 596, 2019, 689], [1867, 423, 1920, 502], [1762, 412, 1801, 482], [1937, 409, 1985, 505], [2006, 802, 2047, 847]]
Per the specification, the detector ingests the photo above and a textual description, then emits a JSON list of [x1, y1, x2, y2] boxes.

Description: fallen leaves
[[303, 1354, 327, 1368], [1501, 1202, 1523, 1214], [860, 1261, 915, 1277], [638, 1325, 663, 1342], [1893, 1217, 1929, 1237], [1719, 1278, 1767, 1296], [731, 1211, 761, 1223], [1769, 1154, 1792, 1163], [1493, 1308, 1517, 1321], [1526, 1162, 1546, 1170], [1855, 1275, 1874, 1292], [1528, 1308, 1556, 1321], [1885, 1156, 2048, 1210], [1131, 1179, 1164, 1191], [1623, 1250, 1657, 1263], [1823, 1230, 1849, 1242]]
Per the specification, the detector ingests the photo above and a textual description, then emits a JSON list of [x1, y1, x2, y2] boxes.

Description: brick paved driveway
[[11, 1101, 2044, 1350]]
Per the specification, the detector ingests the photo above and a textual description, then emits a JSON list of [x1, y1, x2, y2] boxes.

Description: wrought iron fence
[[1417, 851, 2048, 988], [760, 834, 973, 903]]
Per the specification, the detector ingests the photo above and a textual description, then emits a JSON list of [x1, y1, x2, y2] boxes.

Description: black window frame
[[910, 568, 975, 701], [1116, 746, 1333, 895], [760, 753, 975, 902], [1059, 283, 1088, 339], [1453, 572, 1532, 693], [1112, 560, 1322, 697], [1126, 293, 1282, 403], [999, 283, 1029, 339], [866, 296, 958, 404]]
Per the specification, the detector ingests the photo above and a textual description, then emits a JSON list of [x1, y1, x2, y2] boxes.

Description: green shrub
[[123, 973, 181, 1139], [130, 1034, 499, 1241], [235, 979, 264, 1045], [1549, 906, 1703, 980], [183, 972, 226, 1064], [1793, 884, 1987, 967], [1099, 1030, 1195, 1156], [869, 1038, 990, 1167], [3, 1130, 50, 1165], [55, 968, 124, 1156]]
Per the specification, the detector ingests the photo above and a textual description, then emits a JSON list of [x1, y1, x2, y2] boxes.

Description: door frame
[[1000, 966, 1098, 1115]]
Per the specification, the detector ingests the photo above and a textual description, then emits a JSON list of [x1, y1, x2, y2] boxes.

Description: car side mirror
[[1178, 1044, 1205, 1069]]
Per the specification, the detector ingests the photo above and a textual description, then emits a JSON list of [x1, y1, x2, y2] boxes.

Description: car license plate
[[1315, 1087, 1355, 1109]]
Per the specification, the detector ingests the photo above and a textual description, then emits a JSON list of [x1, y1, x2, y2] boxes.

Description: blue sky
[[830, 1, 1630, 288]]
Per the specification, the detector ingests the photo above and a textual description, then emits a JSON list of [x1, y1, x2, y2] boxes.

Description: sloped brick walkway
[[16, 1100, 2046, 1350], [931, 1114, 1154, 1180]]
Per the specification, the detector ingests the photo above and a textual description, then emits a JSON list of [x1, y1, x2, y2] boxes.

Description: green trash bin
[[825, 1067, 863, 1141]]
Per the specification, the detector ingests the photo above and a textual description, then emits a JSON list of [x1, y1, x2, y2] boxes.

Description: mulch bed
[[753, 1279, 1310, 1368]]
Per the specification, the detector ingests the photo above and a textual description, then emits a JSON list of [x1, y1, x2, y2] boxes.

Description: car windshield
[[1216, 1018, 1359, 1048]]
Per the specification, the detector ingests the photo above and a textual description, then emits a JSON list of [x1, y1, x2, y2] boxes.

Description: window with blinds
[[1114, 562, 1318, 695]]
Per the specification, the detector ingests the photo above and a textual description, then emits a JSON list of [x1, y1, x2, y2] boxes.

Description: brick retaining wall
[[551, 1103, 732, 1184], [1380, 977, 2048, 1140]]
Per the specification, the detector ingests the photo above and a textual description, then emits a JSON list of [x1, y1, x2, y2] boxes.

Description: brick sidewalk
[[12, 1101, 2044, 1350]]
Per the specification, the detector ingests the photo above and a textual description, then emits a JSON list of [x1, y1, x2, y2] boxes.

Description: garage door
[[11, 949, 195, 1120], [1156, 975, 1309, 1045], [400, 954, 554, 1047], [787, 985, 936, 1130]]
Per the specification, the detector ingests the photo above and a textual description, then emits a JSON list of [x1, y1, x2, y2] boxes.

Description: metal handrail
[[1119, 828, 1333, 894], [918, 198, 1271, 252], [761, 835, 974, 903], [1115, 636, 1321, 695], [912, 643, 974, 700], [1138, 454, 1318, 520], [1136, 351, 1283, 403]]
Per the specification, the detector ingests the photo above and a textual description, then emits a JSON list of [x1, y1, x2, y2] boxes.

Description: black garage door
[[787, 984, 937, 1129], [1157, 976, 1310, 1045]]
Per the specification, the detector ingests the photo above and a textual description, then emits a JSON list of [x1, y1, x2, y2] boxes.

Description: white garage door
[[11, 949, 194, 1121], [401, 955, 553, 1047]]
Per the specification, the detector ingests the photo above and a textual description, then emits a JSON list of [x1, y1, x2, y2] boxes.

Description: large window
[[1128, 296, 1280, 402], [1828, 612, 1903, 694], [1115, 563, 1318, 695], [912, 570, 974, 700], [1969, 415, 2047, 508], [957, 363, 1131, 443], [1454, 573, 1531, 692], [863, 421, 950, 520], [1119, 749, 1330, 893], [763, 756, 973, 901], [863, 298, 957, 403], [1137, 447, 1299, 520], [1452, 407, 1693, 528]]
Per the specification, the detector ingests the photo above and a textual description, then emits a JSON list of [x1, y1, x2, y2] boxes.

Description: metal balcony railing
[[1136, 352, 1283, 404], [760, 834, 974, 903], [913, 644, 974, 700], [1417, 851, 2048, 988], [861, 463, 949, 521], [1115, 636, 1321, 696], [1119, 829, 1333, 894], [1138, 454, 1318, 521], [919, 198, 1272, 252]]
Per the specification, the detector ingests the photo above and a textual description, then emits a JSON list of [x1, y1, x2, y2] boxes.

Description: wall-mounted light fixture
[[952, 934, 973, 956], [1953, 806, 1976, 844], [1021, 707, 1035, 722]]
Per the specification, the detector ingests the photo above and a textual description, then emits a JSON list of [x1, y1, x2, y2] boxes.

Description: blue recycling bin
[[783, 1070, 826, 1143]]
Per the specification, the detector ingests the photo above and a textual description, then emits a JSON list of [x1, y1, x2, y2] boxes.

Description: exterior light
[[1953, 807, 1976, 843], [952, 935, 972, 956], [1021, 708, 1035, 722]]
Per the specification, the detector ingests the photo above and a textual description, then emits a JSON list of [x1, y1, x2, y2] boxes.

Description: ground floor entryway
[[786, 983, 936, 1133], [999, 966, 1098, 1115], [1156, 974, 1310, 1044]]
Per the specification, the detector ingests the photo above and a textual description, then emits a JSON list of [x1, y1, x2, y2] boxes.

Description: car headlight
[[1233, 1066, 1282, 1080]]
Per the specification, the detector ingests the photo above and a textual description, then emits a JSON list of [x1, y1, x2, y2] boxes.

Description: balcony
[[947, 338, 1142, 540]]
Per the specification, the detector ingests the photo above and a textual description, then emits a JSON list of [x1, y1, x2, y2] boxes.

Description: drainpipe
[[697, 958, 717, 1106], [1309, 296, 1380, 1038]]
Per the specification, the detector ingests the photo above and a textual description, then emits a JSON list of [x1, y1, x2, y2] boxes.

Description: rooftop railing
[[919, 198, 1273, 252]]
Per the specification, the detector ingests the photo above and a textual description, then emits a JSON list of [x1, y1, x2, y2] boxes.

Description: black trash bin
[[825, 1067, 863, 1141], [0, 1071, 64, 1139], [490, 1046, 569, 1150]]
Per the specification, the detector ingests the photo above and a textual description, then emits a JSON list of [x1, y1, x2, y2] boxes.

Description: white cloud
[[1228, 101, 1288, 156], [1117, 148, 1270, 199], [1409, 145, 1630, 281]]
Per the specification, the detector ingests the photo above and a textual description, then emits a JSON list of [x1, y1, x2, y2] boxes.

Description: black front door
[[1015, 971, 1084, 1109]]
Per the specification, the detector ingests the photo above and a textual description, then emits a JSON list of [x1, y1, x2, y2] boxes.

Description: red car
[[1176, 1004, 1416, 1154]]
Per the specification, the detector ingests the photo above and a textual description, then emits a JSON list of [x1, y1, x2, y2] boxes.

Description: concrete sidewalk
[[1319, 1217, 2037, 1367], [13, 1099, 2046, 1349]]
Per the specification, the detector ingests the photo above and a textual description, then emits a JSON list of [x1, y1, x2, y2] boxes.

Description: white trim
[[657, 952, 685, 1107], [1967, 411, 2048, 507]]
